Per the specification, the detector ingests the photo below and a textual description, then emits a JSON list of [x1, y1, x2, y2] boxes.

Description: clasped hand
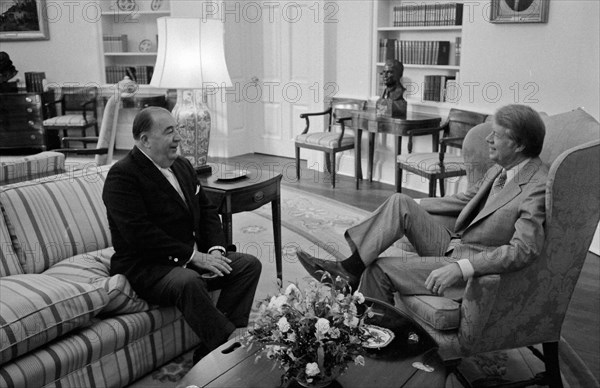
[[189, 250, 232, 277]]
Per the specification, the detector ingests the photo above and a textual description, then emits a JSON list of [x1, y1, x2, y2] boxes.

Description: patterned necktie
[[489, 169, 508, 198]]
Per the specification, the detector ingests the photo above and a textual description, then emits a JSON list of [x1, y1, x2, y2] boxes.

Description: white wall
[[460, 0, 600, 119], [1, 0, 103, 86]]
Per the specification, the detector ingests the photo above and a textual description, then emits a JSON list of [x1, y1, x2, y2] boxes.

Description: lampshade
[[150, 17, 232, 89]]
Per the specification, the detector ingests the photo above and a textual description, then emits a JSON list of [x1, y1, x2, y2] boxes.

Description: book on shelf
[[103, 34, 128, 53], [423, 75, 456, 102], [105, 66, 155, 85], [393, 3, 463, 27], [455, 37, 461, 66], [24, 72, 46, 93], [381, 40, 450, 65]]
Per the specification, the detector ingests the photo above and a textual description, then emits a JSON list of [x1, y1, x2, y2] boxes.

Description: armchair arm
[[299, 107, 333, 135], [334, 117, 352, 148], [458, 260, 562, 356]]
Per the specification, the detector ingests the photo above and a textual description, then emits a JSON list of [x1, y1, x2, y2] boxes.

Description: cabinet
[[98, 0, 171, 85], [373, 1, 463, 108], [0, 92, 54, 151]]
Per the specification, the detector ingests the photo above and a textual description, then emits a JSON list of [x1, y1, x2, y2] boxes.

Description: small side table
[[199, 169, 283, 282]]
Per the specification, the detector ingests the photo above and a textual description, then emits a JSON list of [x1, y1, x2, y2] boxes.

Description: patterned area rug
[[127, 186, 597, 388]]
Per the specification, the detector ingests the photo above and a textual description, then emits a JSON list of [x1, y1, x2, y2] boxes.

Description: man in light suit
[[103, 107, 261, 363], [297, 104, 547, 306]]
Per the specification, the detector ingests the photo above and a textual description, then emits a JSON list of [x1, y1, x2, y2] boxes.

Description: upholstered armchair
[[295, 98, 367, 188], [400, 108, 600, 387]]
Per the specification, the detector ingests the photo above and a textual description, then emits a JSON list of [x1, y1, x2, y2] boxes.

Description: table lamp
[[150, 17, 232, 174]]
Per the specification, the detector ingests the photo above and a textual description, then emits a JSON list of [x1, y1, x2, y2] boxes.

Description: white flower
[[336, 293, 345, 301], [353, 291, 365, 304], [329, 327, 341, 339], [277, 317, 291, 332], [268, 295, 288, 311], [287, 332, 297, 342], [305, 362, 320, 377], [315, 318, 330, 334], [285, 283, 301, 297], [344, 313, 359, 328], [354, 355, 365, 366]]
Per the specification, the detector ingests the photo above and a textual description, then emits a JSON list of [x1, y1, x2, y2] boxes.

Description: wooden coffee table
[[179, 298, 446, 388]]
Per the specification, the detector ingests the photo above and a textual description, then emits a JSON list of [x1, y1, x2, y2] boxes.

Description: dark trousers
[[131, 252, 261, 350]]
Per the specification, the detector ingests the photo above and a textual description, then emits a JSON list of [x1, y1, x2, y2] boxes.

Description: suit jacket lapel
[[132, 147, 189, 211], [455, 164, 501, 232], [467, 158, 542, 228]]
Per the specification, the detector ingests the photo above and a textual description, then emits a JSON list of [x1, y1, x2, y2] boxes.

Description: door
[[244, 1, 328, 157]]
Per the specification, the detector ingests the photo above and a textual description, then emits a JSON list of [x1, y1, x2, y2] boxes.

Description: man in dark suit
[[102, 107, 261, 362], [298, 104, 547, 306]]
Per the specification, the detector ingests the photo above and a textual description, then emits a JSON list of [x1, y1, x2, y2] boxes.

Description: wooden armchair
[[53, 94, 121, 165], [295, 98, 367, 188], [43, 86, 99, 149], [396, 108, 488, 196], [400, 108, 600, 387]]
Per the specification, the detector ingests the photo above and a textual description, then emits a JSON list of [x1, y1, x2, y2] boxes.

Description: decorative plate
[[117, 0, 136, 11], [217, 170, 249, 181], [151, 0, 163, 11], [138, 39, 153, 52], [362, 325, 395, 349]]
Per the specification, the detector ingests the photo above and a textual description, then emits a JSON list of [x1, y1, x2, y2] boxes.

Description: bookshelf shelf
[[97, 0, 171, 84], [376, 63, 460, 70], [101, 11, 171, 16], [378, 26, 462, 32], [373, 1, 464, 105], [105, 52, 158, 56]]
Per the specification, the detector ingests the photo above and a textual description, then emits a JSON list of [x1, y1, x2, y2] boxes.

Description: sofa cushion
[[0, 306, 198, 387], [0, 151, 65, 185], [0, 274, 108, 365], [43, 249, 150, 315], [0, 216, 23, 277], [0, 166, 111, 274], [403, 295, 461, 331]]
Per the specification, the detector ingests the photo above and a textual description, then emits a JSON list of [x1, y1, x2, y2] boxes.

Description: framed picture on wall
[[0, 0, 49, 41], [490, 0, 550, 23]]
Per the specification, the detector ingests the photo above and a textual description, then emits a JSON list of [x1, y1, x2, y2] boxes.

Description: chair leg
[[295, 147, 301, 181], [542, 342, 564, 388], [429, 178, 437, 197], [439, 178, 445, 197], [330, 153, 336, 189], [396, 166, 402, 193]]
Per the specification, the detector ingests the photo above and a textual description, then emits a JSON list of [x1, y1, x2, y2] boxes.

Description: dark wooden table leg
[[271, 196, 282, 283], [355, 127, 362, 190], [368, 132, 376, 182], [222, 212, 233, 247]]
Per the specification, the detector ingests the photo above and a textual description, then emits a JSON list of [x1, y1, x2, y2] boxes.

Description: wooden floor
[[211, 153, 600, 383]]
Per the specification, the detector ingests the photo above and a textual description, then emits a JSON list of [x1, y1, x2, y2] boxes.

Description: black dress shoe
[[296, 250, 360, 290]]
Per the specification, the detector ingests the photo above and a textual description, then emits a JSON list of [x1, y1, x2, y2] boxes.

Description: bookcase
[[373, 0, 463, 108], [97, 0, 171, 85]]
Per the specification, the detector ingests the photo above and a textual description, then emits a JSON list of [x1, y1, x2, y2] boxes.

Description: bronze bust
[[377, 59, 407, 118]]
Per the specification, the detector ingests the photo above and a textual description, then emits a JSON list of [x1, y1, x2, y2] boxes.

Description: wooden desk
[[350, 110, 442, 189], [199, 169, 283, 282]]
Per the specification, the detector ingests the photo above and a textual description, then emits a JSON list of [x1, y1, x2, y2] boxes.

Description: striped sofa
[[0, 166, 200, 387]]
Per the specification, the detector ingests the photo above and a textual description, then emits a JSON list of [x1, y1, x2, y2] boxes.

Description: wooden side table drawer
[[227, 180, 279, 213]]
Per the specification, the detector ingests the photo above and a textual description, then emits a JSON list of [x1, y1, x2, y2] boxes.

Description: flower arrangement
[[241, 274, 375, 387]]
